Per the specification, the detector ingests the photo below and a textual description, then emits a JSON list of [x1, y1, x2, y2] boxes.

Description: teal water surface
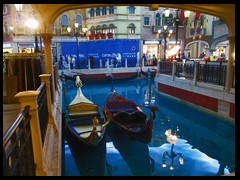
[[62, 77, 235, 176]]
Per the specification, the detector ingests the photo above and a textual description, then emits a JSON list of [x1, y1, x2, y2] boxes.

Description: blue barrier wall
[[61, 39, 140, 68]]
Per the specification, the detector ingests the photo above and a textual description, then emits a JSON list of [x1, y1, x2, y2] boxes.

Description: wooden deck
[[3, 103, 21, 134]]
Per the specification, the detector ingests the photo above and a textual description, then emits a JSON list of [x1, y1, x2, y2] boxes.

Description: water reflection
[[107, 123, 154, 176], [64, 78, 235, 176]]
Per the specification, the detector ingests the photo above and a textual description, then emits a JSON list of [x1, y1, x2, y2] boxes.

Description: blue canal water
[[62, 77, 235, 176]]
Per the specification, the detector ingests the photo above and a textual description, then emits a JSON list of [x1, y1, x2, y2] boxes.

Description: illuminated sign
[[143, 40, 161, 44]]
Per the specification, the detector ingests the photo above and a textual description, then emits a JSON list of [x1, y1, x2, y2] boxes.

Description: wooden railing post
[[15, 91, 47, 176], [193, 61, 199, 86], [172, 60, 177, 81], [39, 74, 58, 133]]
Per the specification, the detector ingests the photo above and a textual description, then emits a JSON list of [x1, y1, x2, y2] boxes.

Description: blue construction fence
[[60, 39, 140, 69]]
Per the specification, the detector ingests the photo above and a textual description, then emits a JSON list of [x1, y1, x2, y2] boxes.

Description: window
[[155, 13, 161, 26], [90, 26, 95, 34], [3, 21, 8, 34], [90, 8, 94, 17], [61, 14, 69, 34], [166, 14, 173, 25], [128, 23, 135, 34], [3, 4, 8, 15], [75, 14, 83, 25], [102, 7, 107, 15], [109, 6, 114, 14], [144, 16, 150, 26], [96, 7, 101, 16], [96, 25, 101, 34], [109, 24, 115, 33], [128, 6, 135, 14], [102, 24, 108, 34]]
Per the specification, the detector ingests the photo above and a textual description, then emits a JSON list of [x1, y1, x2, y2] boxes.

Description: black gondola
[[102, 78, 158, 144], [64, 75, 110, 176], [141, 68, 157, 78]]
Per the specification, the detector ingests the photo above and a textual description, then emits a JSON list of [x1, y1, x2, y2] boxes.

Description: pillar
[[193, 61, 199, 86], [172, 60, 177, 81], [225, 36, 235, 91], [41, 33, 56, 102], [15, 91, 47, 176]]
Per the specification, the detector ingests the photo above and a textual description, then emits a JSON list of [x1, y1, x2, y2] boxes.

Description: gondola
[[64, 75, 110, 176], [63, 71, 139, 84], [102, 86, 158, 144], [141, 68, 157, 78]]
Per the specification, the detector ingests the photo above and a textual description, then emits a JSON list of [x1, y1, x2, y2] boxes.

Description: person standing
[[59, 55, 63, 69], [69, 55, 73, 69], [142, 54, 147, 66], [90, 56, 94, 68]]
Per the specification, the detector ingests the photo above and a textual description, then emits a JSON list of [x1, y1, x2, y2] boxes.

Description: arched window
[[102, 24, 108, 34], [3, 4, 8, 15], [90, 8, 94, 17], [61, 14, 69, 34], [75, 14, 82, 25], [162, 13, 173, 26], [155, 13, 161, 26], [3, 21, 8, 34], [109, 6, 114, 14], [90, 26, 95, 35], [96, 7, 101, 16], [127, 23, 136, 34], [109, 23, 115, 33], [128, 6, 135, 14], [102, 7, 107, 16], [96, 25, 101, 34], [167, 14, 173, 25]]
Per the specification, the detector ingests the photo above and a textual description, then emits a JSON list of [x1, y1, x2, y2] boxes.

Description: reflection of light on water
[[144, 90, 155, 105]]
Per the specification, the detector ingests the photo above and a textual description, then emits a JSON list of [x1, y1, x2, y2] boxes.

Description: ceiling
[[31, 4, 235, 37]]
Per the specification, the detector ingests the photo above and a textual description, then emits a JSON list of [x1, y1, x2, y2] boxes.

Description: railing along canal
[[160, 60, 235, 88], [37, 82, 49, 144], [3, 105, 36, 176], [4, 71, 58, 176]]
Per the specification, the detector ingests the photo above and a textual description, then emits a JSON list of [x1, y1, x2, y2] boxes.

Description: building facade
[[3, 4, 230, 62]]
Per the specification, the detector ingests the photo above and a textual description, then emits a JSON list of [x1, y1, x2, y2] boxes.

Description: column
[[225, 36, 235, 91], [41, 33, 56, 102], [15, 91, 47, 176]]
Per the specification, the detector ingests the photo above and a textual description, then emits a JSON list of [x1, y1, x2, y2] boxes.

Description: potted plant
[[107, 32, 113, 39], [100, 33, 106, 39], [95, 34, 100, 40], [89, 34, 94, 40]]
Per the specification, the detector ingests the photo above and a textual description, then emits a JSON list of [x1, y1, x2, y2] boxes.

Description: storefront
[[3, 43, 13, 53], [142, 40, 161, 59]]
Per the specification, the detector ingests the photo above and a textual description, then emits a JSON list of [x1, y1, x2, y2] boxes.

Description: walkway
[[3, 80, 63, 176]]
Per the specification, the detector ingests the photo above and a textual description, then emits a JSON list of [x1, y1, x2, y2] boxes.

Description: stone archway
[[185, 40, 209, 58]]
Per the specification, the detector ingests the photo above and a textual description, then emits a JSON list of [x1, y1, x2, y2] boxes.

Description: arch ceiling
[[31, 4, 235, 37]]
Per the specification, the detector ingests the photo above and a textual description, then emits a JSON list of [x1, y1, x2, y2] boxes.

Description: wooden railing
[[3, 62, 59, 176], [159, 60, 235, 88], [3, 105, 36, 176]]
